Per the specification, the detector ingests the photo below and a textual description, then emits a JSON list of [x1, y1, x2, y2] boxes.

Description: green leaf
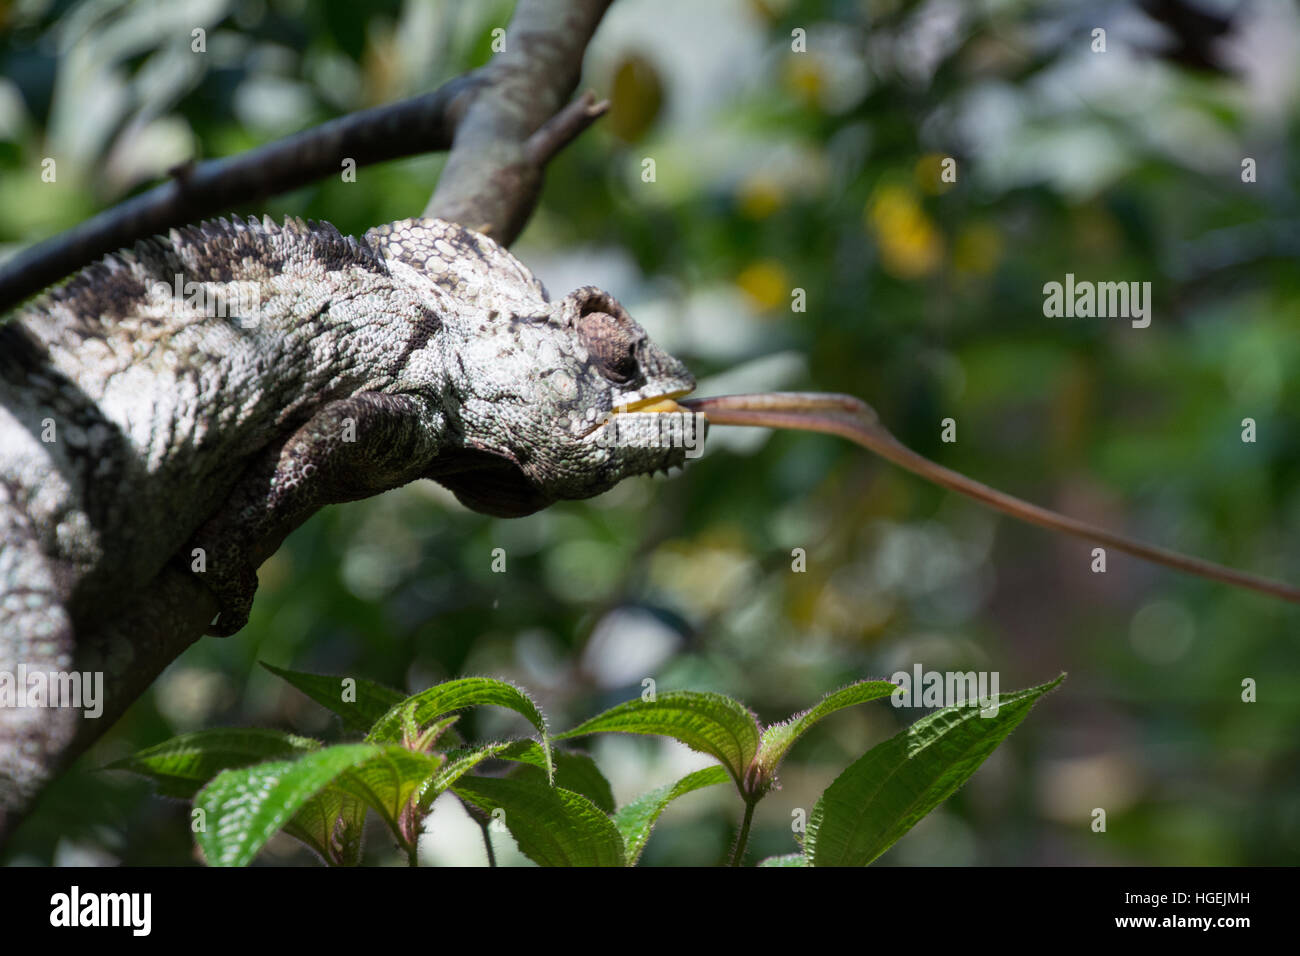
[[283, 789, 367, 866], [556, 692, 760, 791], [416, 742, 515, 814], [452, 771, 625, 867], [497, 740, 616, 814], [196, 743, 436, 866], [400, 701, 421, 746], [756, 680, 899, 779], [107, 729, 320, 798], [805, 675, 1065, 867], [262, 663, 406, 735], [612, 766, 730, 865], [367, 678, 551, 779], [758, 853, 810, 867], [551, 752, 616, 815], [412, 715, 459, 752], [333, 747, 444, 838]]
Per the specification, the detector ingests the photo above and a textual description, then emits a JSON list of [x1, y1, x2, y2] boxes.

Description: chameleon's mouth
[[609, 389, 692, 415], [576, 389, 694, 439]]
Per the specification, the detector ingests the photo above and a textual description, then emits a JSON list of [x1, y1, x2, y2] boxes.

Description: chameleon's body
[[0, 216, 697, 828]]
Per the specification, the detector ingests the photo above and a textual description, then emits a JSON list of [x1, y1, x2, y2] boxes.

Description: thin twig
[[0, 79, 476, 315], [526, 92, 611, 166]]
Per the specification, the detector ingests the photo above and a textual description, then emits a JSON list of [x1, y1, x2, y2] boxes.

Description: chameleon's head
[[433, 284, 702, 517], [369, 219, 703, 517]]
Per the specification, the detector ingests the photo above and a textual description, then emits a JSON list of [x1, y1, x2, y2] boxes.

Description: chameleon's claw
[[191, 556, 257, 637], [206, 603, 250, 638]]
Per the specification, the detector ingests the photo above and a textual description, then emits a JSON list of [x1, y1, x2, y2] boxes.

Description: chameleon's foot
[[206, 599, 251, 637], [195, 560, 258, 637]]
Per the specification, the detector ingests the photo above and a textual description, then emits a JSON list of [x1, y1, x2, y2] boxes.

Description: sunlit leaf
[[452, 771, 625, 867], [612, 765, 730, 865], [108, 729, 319, 798], [756, 679, 899, 781], [367, 678, 551, 779], [262, 663, 406, 735], [196, 743, 436, 866], [283, 789, 367, 866], [556, 691, 760, 791], [757, 853, 810, 867], [497, 740, 616, 814], [333, 747, 444, 838], [805, 675, 1065, 866]]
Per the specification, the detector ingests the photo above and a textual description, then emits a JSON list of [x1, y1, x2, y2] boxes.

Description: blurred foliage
[[2, 0, 1299, 866]]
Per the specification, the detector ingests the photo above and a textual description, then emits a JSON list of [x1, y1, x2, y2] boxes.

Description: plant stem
[[729, 799, 757, 867], [478, 819, 498, 868], [403, 832, 423, 868]]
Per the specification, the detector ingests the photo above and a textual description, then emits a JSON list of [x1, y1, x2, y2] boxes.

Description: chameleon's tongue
[[680, 392, 1300, 605]]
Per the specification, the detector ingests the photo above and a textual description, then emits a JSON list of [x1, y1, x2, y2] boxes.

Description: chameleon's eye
[[578, 310, 641, 385]]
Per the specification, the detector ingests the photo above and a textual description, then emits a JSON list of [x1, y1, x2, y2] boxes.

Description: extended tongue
[[680, 392, 1300, 604]]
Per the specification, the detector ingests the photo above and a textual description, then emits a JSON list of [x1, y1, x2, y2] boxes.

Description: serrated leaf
[[400, 701, 421, 745], [333, 747, 444, 837], [367, 678, 551, 779], [612, 765, 729, 865], [283, 789, 367, 866], [806, 675, 1065, 867], [107, 729, 320, 798], [555, 691, 760, 790], [196, 743, 435, 866], [416, 741, 515, 814], [756, 680, 899, 776], [550, 752, 616, 815], [452, 772, 625, 867], [413, 715, 459, 752], [758, 853, 810, 867], [262, 663, 406, 735], [497, 740, 616, 814]]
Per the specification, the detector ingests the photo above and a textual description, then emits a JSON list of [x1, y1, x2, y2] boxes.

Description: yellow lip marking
[[613, 391, 691, 414]]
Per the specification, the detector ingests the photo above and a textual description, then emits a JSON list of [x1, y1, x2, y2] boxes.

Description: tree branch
[[0, 81, 475, 317], [0, 0, 615, 317], [425, 0, 615, 244]]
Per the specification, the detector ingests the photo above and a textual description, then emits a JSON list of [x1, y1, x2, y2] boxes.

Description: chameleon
[[2, 213, 1295, 839], [0, 215, 698, 831]]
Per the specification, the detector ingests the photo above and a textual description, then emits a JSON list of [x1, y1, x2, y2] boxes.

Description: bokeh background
[[2, 0, 1298, 866]]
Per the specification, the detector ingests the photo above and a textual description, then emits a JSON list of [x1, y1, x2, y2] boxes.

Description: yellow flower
[[736, 260, 791, 311], [736, 174, 784, 220], [865, 184, 943, 279], [785, 56, 824, 107]]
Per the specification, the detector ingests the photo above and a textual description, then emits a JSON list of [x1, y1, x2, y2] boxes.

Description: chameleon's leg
[[0, 486, 79, 831], [188, 391, 442, 637]]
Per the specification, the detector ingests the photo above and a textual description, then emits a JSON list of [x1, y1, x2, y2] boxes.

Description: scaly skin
[[0, 214, 701, 830]]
